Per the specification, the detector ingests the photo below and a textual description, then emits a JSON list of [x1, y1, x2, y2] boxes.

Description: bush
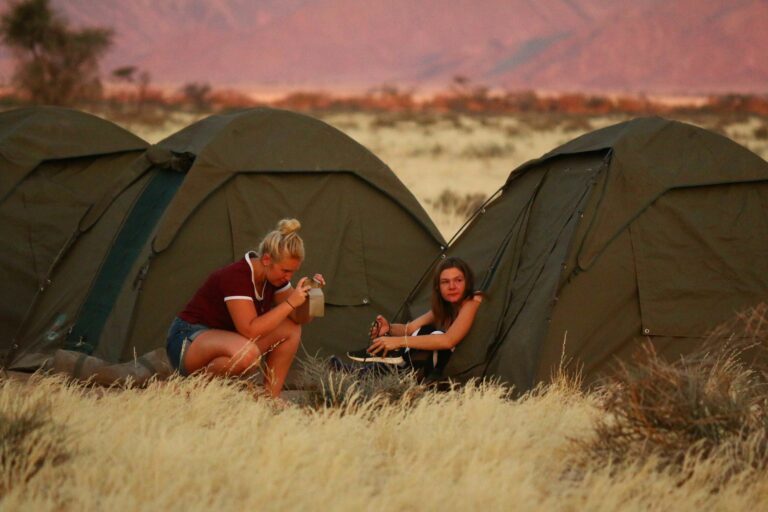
[[0, 381, 71, 496], [753, 124, 768, 140], [560, 116, 593, 132], [426, 189, 488, 219], [459, 142, 515, 159], [578, 304, 768, 483], [407, 143, 445, 157]]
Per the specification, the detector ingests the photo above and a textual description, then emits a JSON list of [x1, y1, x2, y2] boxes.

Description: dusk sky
[[1, 0, 766, 94]]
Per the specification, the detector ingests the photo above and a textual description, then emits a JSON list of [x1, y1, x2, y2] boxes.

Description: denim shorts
[[166, 316, 210, 376]]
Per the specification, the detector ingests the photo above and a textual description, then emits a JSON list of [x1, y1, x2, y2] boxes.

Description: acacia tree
[[112, 65, 152, 113], [0, 0, 113, 105], [180, 82, 212, 111]]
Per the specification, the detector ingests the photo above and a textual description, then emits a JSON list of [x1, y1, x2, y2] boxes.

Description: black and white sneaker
[[346, 347, 404, 365]]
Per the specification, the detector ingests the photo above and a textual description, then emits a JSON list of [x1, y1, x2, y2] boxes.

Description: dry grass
[[0, 372, 593, 511], [293, 353, 427, 409], [580, 345, 768, 476], [574, 305, 768, 493], [3, 326, 768, 511], [0, 389, 71, 497]]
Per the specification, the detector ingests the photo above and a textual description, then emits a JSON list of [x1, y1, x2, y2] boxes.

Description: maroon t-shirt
[[178, 252, 290, 331]]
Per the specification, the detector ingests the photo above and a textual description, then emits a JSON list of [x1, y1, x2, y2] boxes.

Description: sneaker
[[346, 347, 404, 365]]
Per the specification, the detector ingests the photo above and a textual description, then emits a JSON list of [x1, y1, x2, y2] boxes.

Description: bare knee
[[227, 343, 262, 374], [276, 318, 301, 344], [282, 321, 301, 350], [287, 320, 301, 340]]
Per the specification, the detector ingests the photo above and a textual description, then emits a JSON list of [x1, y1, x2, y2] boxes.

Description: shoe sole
[[347, 353, 404, 365]]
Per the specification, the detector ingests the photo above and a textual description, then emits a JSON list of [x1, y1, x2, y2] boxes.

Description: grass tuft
[[577, 304, 768, 485], [0, 380, 71, 497], [293, 353, 427, 411]]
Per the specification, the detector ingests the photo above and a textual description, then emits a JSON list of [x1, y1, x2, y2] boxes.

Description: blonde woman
[[166, 218, 323, 397]]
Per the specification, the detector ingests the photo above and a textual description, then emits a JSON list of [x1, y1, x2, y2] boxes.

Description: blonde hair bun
[[257, 218, 305, 261], [277, 218, 301, 235]]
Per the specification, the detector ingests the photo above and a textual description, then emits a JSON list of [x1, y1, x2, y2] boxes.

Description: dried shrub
[[705, 95, 768, 117], [459, 142, 515, 159], [407, 143, 445, 157], [518, 113, 565, 132], [427, 189, 488, 219], [293, 353, 426, 411], [560, 116, 593, 132], [503, 124, 522, 137], [414, 114, 439, 127], [445, 112, 470, 131], [753, 124, 768, 140], [370, 113, 399, 129], [577, 304, 768, 484], [477, 115, 501, 128], [0, 385, 71, 496]]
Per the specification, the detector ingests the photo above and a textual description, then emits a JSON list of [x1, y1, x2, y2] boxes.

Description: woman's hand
[[311, 273, 326, 287], [368, 335, 401, 355], [368, 315, 390, 339], [287, 277, 311, 308]]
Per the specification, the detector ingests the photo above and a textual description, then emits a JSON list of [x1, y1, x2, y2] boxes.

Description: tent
[[0, 107, 148, 365], [2, 107, 446, 372], [406, 117, 768, 392]]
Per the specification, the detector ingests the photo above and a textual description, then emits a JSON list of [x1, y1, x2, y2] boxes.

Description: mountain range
[[0, 0, 766, 95]]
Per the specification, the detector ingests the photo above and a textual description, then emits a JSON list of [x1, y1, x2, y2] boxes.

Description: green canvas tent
[[406, 117, 768, 392], [0, 107, 149, 364], [3, 107, 445, 373]]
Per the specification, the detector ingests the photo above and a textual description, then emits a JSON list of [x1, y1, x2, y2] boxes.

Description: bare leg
[[182, 319, 301, 397], [184, 329, 261, 376], [252, 318, 301, 397]]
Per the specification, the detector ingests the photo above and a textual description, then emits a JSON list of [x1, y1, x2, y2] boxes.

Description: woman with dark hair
[[347, 257, 482, 376]]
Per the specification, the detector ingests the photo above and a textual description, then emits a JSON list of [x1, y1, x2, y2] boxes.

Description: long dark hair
[[431, 257, 475, 330]]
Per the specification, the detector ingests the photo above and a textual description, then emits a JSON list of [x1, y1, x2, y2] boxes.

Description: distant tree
[[0, 0, 113, 105], [180, 82, 212, 111], [445, 75, 492, 112], [112, 65, 138, 83], [112, 64, 152, 112], [450, 75, 472, 94]]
